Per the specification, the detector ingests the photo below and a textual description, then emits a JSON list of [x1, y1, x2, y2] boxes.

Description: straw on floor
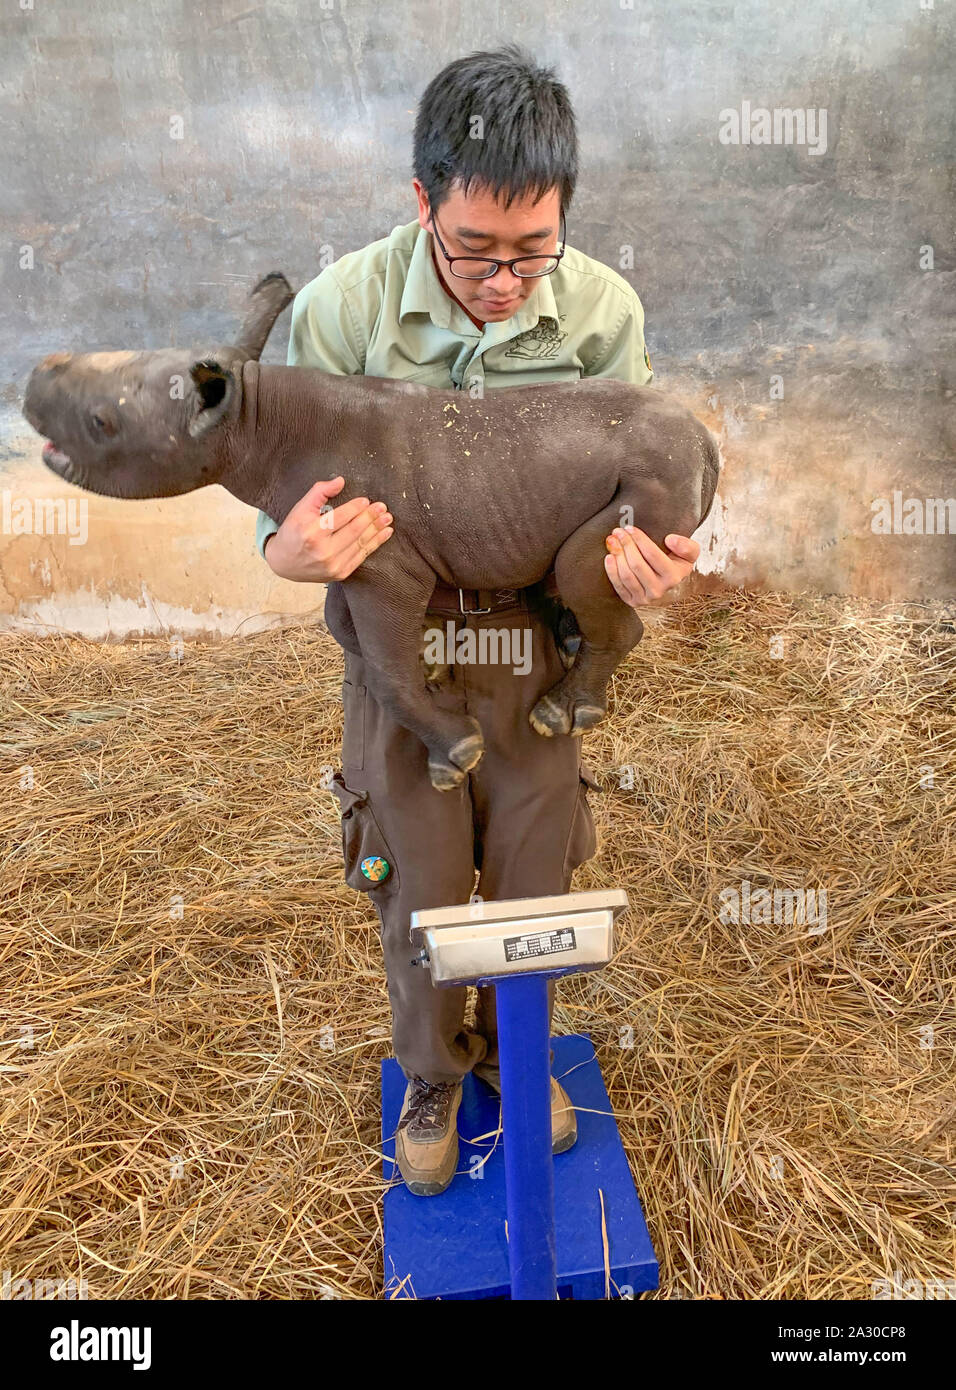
[[1, 589, 954, 1299]]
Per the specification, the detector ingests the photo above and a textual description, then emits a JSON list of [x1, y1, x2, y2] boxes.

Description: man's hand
[[264, 476, 393, 583], [604, 527, 700, 605]]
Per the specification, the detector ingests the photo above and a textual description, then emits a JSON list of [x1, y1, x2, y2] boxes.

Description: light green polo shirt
[[255, 217, 653, 557]]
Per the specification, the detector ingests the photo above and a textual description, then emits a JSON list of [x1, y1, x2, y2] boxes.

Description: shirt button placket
[[466, 353, 485, 396]]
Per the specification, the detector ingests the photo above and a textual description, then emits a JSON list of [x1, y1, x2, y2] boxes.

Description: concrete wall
[[1, 0, 953, 637]]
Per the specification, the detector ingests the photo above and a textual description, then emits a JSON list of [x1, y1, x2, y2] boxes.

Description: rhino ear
[[188, 358, 236, 438]]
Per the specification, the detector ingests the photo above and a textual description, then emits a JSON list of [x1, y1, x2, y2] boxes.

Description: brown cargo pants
[[330, 589, 601, 1085]]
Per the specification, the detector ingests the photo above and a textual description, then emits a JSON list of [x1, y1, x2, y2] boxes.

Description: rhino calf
[[23, 273, 719, 790]]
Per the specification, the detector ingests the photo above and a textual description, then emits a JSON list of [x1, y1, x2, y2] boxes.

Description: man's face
[[414, 180, 562, 324]]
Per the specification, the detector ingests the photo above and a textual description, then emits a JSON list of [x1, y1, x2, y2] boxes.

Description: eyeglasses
[[429, 207, 566, 279]]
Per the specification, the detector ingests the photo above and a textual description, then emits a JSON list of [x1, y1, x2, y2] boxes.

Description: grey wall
[[1, 0, 954, 628]]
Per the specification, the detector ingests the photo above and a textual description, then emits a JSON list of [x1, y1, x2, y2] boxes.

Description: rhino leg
[[344, 563, 485, 791], [530, 505, 645, 738], [529, 592, 582, 670], [420, 622, 453, 688]]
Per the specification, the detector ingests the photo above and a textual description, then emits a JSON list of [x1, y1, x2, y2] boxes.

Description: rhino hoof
[[531, 694, 605, 738], [428, 731, 485, 791], [423, 661, 450, 688], [428, 760, 466, 792], [570, 703, 605, 735], [529, 694, 570, 737], [449, 732, 484, 772], [557, 634, 581, 670]]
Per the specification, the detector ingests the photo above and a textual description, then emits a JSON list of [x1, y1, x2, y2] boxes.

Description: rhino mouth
[[41, 439, 75, 474], [41, 440, 103, 493]]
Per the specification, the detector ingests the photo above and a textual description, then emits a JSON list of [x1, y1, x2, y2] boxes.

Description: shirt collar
[[399, 221, 560, 338]]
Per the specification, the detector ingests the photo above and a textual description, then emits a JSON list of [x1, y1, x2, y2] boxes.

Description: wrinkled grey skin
[[23, 273, 719, 791]]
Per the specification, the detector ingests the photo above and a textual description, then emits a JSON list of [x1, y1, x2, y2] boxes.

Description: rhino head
[[22, 272, 294, 498]]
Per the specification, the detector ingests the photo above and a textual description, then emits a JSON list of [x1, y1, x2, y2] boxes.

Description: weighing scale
[[381, 889, 658, 1300]]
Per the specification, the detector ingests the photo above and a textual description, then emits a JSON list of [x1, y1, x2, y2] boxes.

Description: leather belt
[[426, 572, 560, 616]]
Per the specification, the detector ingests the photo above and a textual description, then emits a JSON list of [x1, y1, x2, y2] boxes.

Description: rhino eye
[[90, 411, 117, 438]]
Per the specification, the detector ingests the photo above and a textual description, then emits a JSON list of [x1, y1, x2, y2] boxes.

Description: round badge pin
[[360, 855, 391, 883]]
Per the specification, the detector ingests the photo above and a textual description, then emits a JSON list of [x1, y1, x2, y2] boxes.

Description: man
[[257, 45, 701, 1195]]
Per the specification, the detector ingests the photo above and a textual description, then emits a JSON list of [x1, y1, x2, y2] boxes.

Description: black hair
[[413, 44, 578, 217]]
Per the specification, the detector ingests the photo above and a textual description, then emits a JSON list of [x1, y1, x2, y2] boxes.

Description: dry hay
[[1, 589, 954, 1300]]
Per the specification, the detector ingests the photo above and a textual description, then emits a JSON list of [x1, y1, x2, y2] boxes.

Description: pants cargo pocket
[[563, 762, 602, 879], [330, 772, 401, 897]]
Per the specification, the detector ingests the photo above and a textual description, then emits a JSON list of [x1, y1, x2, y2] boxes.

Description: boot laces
[[398, 1078, 456, 1133]]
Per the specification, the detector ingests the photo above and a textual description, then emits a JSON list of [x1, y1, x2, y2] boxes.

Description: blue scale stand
[[381, 892, 658, 1300]]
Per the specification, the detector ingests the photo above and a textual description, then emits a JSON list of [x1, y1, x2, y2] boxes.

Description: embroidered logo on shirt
[[504, 318, 567, 360]]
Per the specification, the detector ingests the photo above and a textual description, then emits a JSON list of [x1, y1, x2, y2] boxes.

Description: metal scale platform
[[380, 889, 658, 1300]]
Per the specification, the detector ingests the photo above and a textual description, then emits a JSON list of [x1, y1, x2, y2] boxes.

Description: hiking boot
[[394, 1077, 463, 1196], [472, 1061, 577, 1155]]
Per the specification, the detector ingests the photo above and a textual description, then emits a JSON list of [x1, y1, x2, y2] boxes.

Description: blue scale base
[[381, 1033, 658, 1300]]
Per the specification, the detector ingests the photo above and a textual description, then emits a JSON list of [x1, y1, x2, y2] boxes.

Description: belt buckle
[[458, 587, 493, 615]]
